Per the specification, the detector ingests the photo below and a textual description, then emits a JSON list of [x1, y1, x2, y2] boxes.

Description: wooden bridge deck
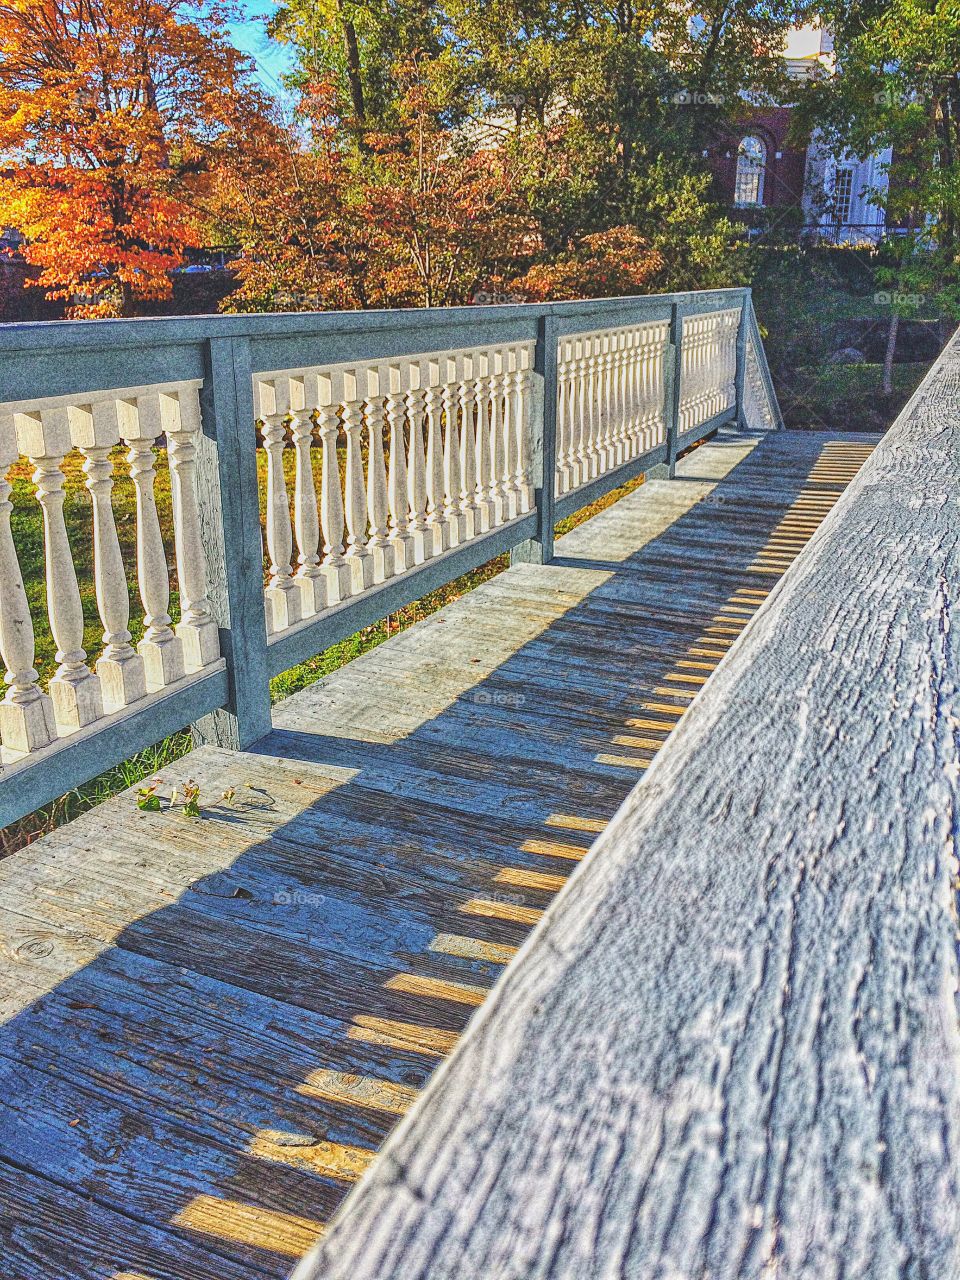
[[0, 426, 878, 1280]]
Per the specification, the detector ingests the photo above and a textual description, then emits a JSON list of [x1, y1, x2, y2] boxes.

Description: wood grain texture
[[292, 352, 960, 1278]]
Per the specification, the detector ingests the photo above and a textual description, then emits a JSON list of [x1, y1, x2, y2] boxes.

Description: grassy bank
[[751, 245, 946, 432]]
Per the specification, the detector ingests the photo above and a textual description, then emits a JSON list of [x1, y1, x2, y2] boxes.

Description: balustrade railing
[[253, 342, 535, 640], [677, 306, 740, 435], [555, 319, 670, 499], [0, 287, 780, 826], [0, 384, 222, 762]]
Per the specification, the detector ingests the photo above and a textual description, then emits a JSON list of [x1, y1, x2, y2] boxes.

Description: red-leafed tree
[[212, 67, 528, 311], [0, 0, 267, 316]]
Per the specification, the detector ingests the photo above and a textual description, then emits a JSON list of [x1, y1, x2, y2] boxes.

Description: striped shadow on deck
[[0, 427, 877, 1280]]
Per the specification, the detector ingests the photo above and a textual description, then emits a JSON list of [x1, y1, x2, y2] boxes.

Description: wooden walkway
[[0, 427, 877, 1280]]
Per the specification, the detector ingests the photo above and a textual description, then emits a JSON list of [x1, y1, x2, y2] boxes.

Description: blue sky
[[227, 1, 297, 99]]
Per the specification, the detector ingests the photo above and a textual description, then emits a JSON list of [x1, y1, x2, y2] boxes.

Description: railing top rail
[[293, 333, 960, 1280], [0, 287, 749, 354], [0, 288, 750, 411]]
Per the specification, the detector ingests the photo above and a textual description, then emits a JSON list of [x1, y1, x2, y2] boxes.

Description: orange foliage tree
[[508, 227, 664, 302], [208, 84, 385, 312], [0, 0, 265, 316], [211, 70, 529, 312]]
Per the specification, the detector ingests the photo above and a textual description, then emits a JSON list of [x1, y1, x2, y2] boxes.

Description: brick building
[[704, 24, 893, 244]]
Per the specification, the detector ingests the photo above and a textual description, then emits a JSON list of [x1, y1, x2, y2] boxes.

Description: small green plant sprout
[[180, 781, 201, 818], [136, 781, 162, 812]]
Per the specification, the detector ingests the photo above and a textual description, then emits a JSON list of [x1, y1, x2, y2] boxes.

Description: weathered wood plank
[[0, 1159, 268, 1280], [0, 425, 874, 1279], [290, 365, 958, 1278]]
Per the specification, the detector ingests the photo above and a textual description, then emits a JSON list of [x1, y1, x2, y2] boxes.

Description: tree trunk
[[339, 5, 366, 124], [882, 312, 900, 396]]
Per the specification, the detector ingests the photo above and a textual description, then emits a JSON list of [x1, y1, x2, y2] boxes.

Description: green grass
[[776, 361, 928, 432], [1, 456, 645, 857], [750, 246, 943, 433]]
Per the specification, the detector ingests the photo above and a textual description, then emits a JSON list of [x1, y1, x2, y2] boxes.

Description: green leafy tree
[[798, 0, 960, 386]]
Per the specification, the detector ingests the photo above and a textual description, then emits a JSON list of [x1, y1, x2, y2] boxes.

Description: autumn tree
[[212, 66, 527, 311], [0, 0, 267, 316], [208, 85, 382, 312], [268, 0, 445, 131], [355, 65, 527, 307]]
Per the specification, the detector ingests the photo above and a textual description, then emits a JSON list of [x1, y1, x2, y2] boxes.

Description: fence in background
[[0, 288, 780, 826]]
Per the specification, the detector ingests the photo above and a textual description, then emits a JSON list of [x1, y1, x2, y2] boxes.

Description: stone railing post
[[664, 301, 685, 478], [511, 312, 558, 566], [191, 336, 272, 750], [734, 289, 750, 429]]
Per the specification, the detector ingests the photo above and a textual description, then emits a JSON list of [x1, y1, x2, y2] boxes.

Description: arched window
[[735, 135, 766, 206]]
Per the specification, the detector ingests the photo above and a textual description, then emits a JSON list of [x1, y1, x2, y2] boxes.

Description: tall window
[[735, 136, 766, 206], [833, 166, 855, 225]]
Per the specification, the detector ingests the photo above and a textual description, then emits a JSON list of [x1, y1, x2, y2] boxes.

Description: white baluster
[[690, 316, 701, 429], [642, 328, 658, 451], [424, 359, 450, 554], [636, 328, 648, 451], [458, 355, 479, 540], [644, 325, 660, 449], [621, 331, 637, 459], [117, 396, 185, 691], [486, 349, 508, 526], [702, 316, 713, 420], [599, 333, 614, 469], [571, 338, 587, 489], [68, 402, 146, 711], [619, 332, 634, 463], [607, 333, 620, 466], [15, 408, 104, 727], [586, 337, 602, 478], [277, 380, 324, 618], [473, 351, 495, 532], [157, 389, 222, 667], [441, 357, 466, 546], [342, 369, 373, 592], [363, 367, 395, 584], [680, 321, 693, 433], [0, 415, 56, 753], [313, 372, 353, 605], [555, 340, 572, 495], [702, 316, 713, 419], [609, 332, 624, 468], [405, 361, 432, 564], [255, 378, 302, 633], [503, 347, 523, 517], [385, 363, 414, 571], [640, 327, 653, 451], [594, 333, 608, 470]]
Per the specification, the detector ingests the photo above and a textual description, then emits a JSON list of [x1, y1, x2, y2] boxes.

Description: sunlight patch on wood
[[173, 1194, 325, 1258], [249, 1131, 376, 1182], [384, 972, 489, 1006], [297, 1068, 419, 1115]]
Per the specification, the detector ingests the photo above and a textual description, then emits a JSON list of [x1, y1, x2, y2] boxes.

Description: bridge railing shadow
[[0, 429, 876, 1280]]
